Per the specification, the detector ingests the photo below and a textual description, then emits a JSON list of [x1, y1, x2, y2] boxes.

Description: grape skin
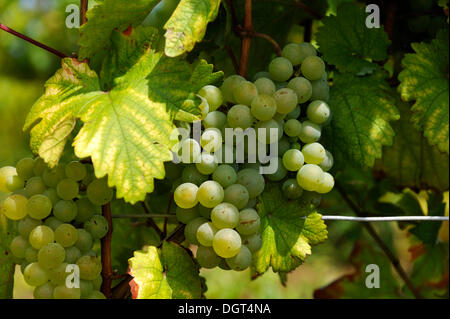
[[287, 77, 312, 103], [212, 228, 242, 258], [197, 181, 224, 208], [236, 208, 260, 235], [297, 164, 323, 192], [224, 184, 250, 210], [282, 149, 305, 171], [269, 57, 294, 82], [211, 202, 240, 229]]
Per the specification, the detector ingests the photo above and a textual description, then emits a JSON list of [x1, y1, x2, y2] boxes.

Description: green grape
[[81, 164, 95, 186], [25, 247, 38, 263], [176, 206, 200, 224], [23, 262, 49, 286], [291, 142, 301, 150], [42, 188, 60, 206], [287, 77, 312, 103], [65, 246, 82, 264], [75, 229, 93, 252], [55, 224, 79, 247], [285, 106, 301, 120], [75, 198, 98, 223], [307, 100, 330, 124], [53, 286, 81, 299], [195, 153, 218, 175], [284, 119, 302, 137], [181, 165, 208, 186], [250, 94, 277, 121], [87, 291, 106, 299], [302, 142, 326, 164], [42, 166, 66, 188], [278, 136, 291, 157], [196, 222, 218, 247], [311, 77, 329, 102], [212, 228, 242, 258], [253, 71, 272, 81], [198, 85, 223, 112], [319, 150, 334, 172], [297, 42, 317, 62], [273, 88, 298, 114], [245, 198, 257, 209], [54, 200, 78, 222], [221, 75, 245, 103], [29, 225, 54, 250], [1, 194, 28, 220], [236, 169, 265, 199], [87, 178, 113, 206], [27, 194, 52, 220], [184, 217, 208, 245], [268, 57, 294, 82], [44, 217, 63, 231], [254, 77, 276, 96], [282, 43, 304, 66], [174, 182, 199, 209], [0, 166, 17, 192], [33, 157, 47, 176], [255, 119, 282, 144], [211, 203, 239, 229], [282, 178, 304, 199], [316, 172, 334, 194], [34, 282, 55, 299], [16, 158, 35, 180], [224, 184, 249, 210], [236, 208, 260, 235], [286, 25, 304, 44], [225, 245, 252, 271], [77, 255, 102, 280], [38, 243, 66, 270], [227, 104, 254, 129], [48, 262, 69, 285], [201, 128, 222, 153], [242, 233, 262, 253], [80, 280, 94, 299], [197, 181, 224, 208], [196, 245, 222, 269], [10, 235, 29, 258], [301, 56, 325, 81], [198, 205, 212, 219], [298, 121, 321, 143], [56, 178, 79, 201], [296, 164, 323, 191], [266, 157, 288, 182], [92, 275, 102, 290], [179, 138, 201, 164], [6, 175, 25, 192], [212, 165, 237, 188], [282, 149, 304, 171], [24, 176, 46, 197], [65, 161, 87, 182], [233, 81, 258, 106], [203, 111, 227, 129], [84, 215, 109, 239]]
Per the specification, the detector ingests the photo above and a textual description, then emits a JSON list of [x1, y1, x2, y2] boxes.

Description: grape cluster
[[0, 158, 113, 299], [170, 41, 334, 271]]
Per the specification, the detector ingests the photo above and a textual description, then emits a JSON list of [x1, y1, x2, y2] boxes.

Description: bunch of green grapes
[[0, 157, 113, 299], [167, 41, 334, 271]]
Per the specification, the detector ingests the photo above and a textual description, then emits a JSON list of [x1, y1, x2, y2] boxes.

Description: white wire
[[319, 215, 449, 222]]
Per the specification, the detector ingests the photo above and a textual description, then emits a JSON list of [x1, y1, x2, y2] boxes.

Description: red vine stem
[[100, 203, 113, 298], [238, 0, 253, 77], [0, 23, 68, 59], [81, 0, 89, 25], [252, 32, 282, 56]]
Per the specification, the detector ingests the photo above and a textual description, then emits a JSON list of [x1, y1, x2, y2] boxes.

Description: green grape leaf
[[148, 57, 223, 122], [0, 213, 17, 299], [128, 242, 202, 299], [164, 0, 221, 57], [398, 28, 449, 154], [253, 184, 328, 274], [316, 2, 390, 75], [78, 0, 159, 59], [322, 72, 400, 167], [374, 100, 449, 191], [23, 58, 102, 167]]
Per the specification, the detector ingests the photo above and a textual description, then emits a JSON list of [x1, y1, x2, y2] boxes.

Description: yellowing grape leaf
[[164, 0, 221, 57], [398, 28, 449, 154], [253, 184, 328, 274], [128, 242, 202, 299]]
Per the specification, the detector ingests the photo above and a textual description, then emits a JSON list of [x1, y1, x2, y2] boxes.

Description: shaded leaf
[[0, 213, 17, 299]]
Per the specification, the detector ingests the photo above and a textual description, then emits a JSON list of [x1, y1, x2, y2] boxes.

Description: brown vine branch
[[141, 202, 164, 239], [294, 0, 321, 19], [335, 182, 424, 299], [0, 23, 68, 59], [225, 44, 240, 73], [384, 2, 397, 40], [238, 0, 253, 77], [225, 0, 239, 27], [100, 203, 113, 299], [252, 32, 282, 56], [111, 275, 132, 299], [80, 0, 89, 25]]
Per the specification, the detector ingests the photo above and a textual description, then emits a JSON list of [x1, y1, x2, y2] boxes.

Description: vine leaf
[[322, 72, 400, 167], [164, 0, 221, 57], [253, 184, 327, 274], [23, 58, 102, 167], [128, 242, 202, 299], [316, 2, 390, 75], [398, 28, 449, 154], [78, 0, 159, 59], [0, 213, 17, 299]]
